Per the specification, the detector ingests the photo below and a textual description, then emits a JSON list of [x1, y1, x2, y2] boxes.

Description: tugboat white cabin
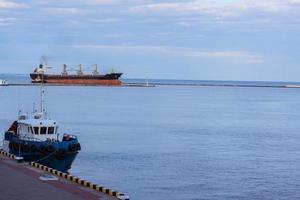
[[17, 113, 59, 141]]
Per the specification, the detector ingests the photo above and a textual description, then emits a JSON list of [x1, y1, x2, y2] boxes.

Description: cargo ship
[[30, 63, 122, 86]]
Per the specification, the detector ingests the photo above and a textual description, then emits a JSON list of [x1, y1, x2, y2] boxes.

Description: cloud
[[130, 0, 300, 18], [186, 51, 263, 64], [93, 18, 121, 23], [86, 0, 114, 4], [46, 7, 82, 15], [289, 0, 300, 4], [85, 0, 149, 5], [0, 0, 28, 9], [0, 17, 16, 25], [71, 44, 263, 64]]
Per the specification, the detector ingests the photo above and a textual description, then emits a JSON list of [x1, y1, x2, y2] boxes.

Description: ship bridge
[[16, 114, 59, 141]]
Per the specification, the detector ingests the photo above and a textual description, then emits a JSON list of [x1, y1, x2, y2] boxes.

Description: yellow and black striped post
[[0, 150, 17, 160]]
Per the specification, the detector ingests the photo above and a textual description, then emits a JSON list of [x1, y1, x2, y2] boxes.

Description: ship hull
[[30, 73, 122, 86], [11, 151, 78, 172]]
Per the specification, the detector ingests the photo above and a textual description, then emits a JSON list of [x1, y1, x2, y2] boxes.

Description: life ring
[[39, 145, 47, 154], [56, 148, 67, 160], [47, 145, 55, 153], [30, 145, 37, 153]]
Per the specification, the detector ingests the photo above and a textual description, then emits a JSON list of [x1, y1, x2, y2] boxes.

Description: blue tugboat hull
[[5, 132, 80, 173], [16, 152, 78, 172]]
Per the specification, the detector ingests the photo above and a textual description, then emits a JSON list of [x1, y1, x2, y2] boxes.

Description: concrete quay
[[0, 151, 129, 200]]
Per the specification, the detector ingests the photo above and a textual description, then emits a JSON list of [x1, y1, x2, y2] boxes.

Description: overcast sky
[[0, 0, 300, 81]]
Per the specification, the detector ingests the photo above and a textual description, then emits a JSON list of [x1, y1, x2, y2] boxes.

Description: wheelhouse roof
[[17, 119, 58, 126]]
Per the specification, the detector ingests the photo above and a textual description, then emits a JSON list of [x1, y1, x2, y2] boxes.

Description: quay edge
[[0, 149, 130, 200]]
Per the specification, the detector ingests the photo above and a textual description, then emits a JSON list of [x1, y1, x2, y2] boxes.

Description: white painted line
[[39, 174, 59, 181]]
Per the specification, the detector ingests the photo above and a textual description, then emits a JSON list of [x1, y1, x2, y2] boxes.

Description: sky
[[0, 0, 300, 81]]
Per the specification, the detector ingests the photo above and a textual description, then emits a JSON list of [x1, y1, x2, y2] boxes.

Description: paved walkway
[[0, 155, 118, 200]]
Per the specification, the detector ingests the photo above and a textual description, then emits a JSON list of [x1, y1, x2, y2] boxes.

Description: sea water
[[1, 76, 300, 200]]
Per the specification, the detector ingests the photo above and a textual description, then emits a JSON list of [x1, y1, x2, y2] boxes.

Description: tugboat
[[2, 87, 81, 172]]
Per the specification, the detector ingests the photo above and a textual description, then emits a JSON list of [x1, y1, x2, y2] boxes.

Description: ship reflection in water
[[30, 63, 122, 86]]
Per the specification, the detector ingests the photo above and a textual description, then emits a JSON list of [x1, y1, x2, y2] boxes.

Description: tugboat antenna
[[32, 102, 35, 114]]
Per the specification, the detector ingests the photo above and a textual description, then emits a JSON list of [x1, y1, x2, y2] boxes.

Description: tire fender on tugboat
[[47, 145, 55, 153], [13, 142, 20, 151], [39, 145, 47, 154], [30, 145, 37, 153], [22, 144, 30, 153], [56, 148, 67, 160], [68, 144, 77, 152], [76, 143, 81, 151]]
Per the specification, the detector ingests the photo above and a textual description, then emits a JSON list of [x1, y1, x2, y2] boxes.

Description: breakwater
[[1, 82, 300, 88]]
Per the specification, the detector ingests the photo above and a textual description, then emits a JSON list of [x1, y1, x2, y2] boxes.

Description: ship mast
[[93, 64, 99, 75], [77, 64, 83, 75], [62, 64, 68, 75]]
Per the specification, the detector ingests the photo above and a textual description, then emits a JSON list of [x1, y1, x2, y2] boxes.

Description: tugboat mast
[[39, 73, 46, 117], [40, 85, 44, 113]]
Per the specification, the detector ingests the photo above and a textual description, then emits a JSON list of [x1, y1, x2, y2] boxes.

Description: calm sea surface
[[1, 75, 300, 200]]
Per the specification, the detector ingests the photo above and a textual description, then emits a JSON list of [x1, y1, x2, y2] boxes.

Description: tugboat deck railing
[[18, 135, 59, 143]]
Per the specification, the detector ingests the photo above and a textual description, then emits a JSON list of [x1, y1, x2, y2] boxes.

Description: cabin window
[[40, 127, 47, 134], [30, 127, 34, 134], [34, 127, 39, 135], [48, 127, 55, 134], [28, 126, 33, 134]]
